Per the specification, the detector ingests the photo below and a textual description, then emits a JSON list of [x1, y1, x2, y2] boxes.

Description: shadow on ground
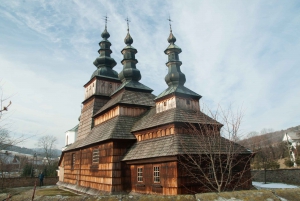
[[0, 185, 300, 201]]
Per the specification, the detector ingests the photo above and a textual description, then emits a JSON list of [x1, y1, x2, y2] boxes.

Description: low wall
[[0, 177, 58, 189], [252, 169, 300, 185]]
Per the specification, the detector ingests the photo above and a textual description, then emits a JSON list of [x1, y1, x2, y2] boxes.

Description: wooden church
[[58, 21, 253, 195]]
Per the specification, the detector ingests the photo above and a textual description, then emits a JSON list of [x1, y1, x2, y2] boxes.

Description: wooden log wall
[[94, 106, 147, 126], [63, 150, 80, 185], [133, 123, 219, 142], [133, 124, 176, 142], [95, 80, 120, 97], [156, 96, 200, 113], [84, 80, 96, 99], [129, 161, 178, 195], [84, 79, 121, 100], [177, 155, 252, 194], [62, 140, 135, 193]]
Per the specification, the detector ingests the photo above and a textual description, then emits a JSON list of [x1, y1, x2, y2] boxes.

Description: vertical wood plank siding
[[156, 96, 200, 113], [129, 161, 178, 195], [94, 106, 147, 126], [63, 140, 135, 192]]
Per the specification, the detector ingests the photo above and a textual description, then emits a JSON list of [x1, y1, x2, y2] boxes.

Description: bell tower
[[77, 21, 121, 140], [155, 18, 201, 113]]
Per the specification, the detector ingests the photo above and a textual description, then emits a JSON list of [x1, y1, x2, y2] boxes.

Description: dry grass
[[36, 187, 78, 196], [274, 188, 300, 201], [195, 190, 281, 201]]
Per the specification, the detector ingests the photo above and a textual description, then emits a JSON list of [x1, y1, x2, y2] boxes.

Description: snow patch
[[253, 181, 299, 189]]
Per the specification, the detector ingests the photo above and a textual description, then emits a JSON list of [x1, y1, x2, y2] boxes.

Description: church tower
[[154, 25, 201, 113], [77, 25, 121, 140]]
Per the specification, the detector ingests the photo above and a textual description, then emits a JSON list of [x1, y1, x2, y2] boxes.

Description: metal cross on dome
[[125, 17, 131, 32], [103, 14, 109, 29], [167, 15, 173, 32]]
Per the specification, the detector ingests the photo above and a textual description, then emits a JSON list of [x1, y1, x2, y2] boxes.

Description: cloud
[[0, 0, 300, 148]]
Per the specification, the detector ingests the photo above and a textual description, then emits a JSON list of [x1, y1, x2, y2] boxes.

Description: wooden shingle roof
[[131, 107, 221, 132], [64, 116, 138, 151], [155, 85, 201, 101], [122, 134, 252, 161], [94, 90, 156, 117]]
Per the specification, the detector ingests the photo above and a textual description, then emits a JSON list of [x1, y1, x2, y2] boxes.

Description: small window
[[186, 100, 190, 105], [137, 167, 143, 182], [153, 166, 160, 183], [72, 153, 76, 168], [92, 149, 99, 163], [208, 165, 214, 179], [164, 102, 167, 106]]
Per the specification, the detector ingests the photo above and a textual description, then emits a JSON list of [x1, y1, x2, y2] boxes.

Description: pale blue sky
[[0, 0, 299, 148]]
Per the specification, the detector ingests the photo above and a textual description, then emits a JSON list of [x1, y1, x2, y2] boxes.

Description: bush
[[266, 160, 280, 169], [284, 159, 294, 167], [295, 157, 300, 166], [251, 161, 262, 170], [43, 163, 58, 177], [22, 163, 33, 176]]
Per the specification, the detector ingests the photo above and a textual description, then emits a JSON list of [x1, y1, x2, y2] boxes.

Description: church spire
[[91, 15, 118, 79], [164, 17, 186, 86], [118, 18, 141, 82]]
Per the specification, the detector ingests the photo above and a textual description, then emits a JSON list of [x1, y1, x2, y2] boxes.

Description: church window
[[92, 149, 99, 163], [164, 101, 167, 106], [137, 167, 143, 182], [186, 100, 190, 105], [153, 166, 160, 183], [71, 153, 75, 168], [208, 164, 214, 179]]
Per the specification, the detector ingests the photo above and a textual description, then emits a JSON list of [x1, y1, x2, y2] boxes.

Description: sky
[[0, 0, 300, 149]]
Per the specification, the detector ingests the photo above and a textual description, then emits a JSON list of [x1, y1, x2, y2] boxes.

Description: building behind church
[[58, 22, 253, 195]]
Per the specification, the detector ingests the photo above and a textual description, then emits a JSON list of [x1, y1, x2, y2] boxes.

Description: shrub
[[22, 163, 33, 176], [295, 157, 300, 166], [284, 159, 294, 167], [266, 160, 280, 169]]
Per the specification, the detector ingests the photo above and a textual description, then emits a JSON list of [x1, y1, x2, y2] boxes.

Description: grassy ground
[[0, 185, 300, 201]]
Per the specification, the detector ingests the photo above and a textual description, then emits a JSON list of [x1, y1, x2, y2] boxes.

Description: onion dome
[[164, 31, 186, 86], [167, 31, 176, 44], [118, 30, 141, 82], [91, 27, 119, 79], [124, 32, 133, 45], [101, 28, 110, 40]]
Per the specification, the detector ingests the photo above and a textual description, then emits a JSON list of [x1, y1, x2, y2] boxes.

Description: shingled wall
[[77, 98, 108, 140]]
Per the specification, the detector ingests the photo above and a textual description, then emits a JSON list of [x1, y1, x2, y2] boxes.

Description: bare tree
[[177, 105, 254, 193], [0, 85, 18, 151], [37, 135, 57, 165]]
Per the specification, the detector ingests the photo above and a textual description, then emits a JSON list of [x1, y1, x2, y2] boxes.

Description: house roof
[[122, 134, 252, 161], [286, 131, 300, 140], [131, 107, 221, 132], [66, 124, 79, 132], [64, 116, 138, 151], [94, 90, 156, 117]]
